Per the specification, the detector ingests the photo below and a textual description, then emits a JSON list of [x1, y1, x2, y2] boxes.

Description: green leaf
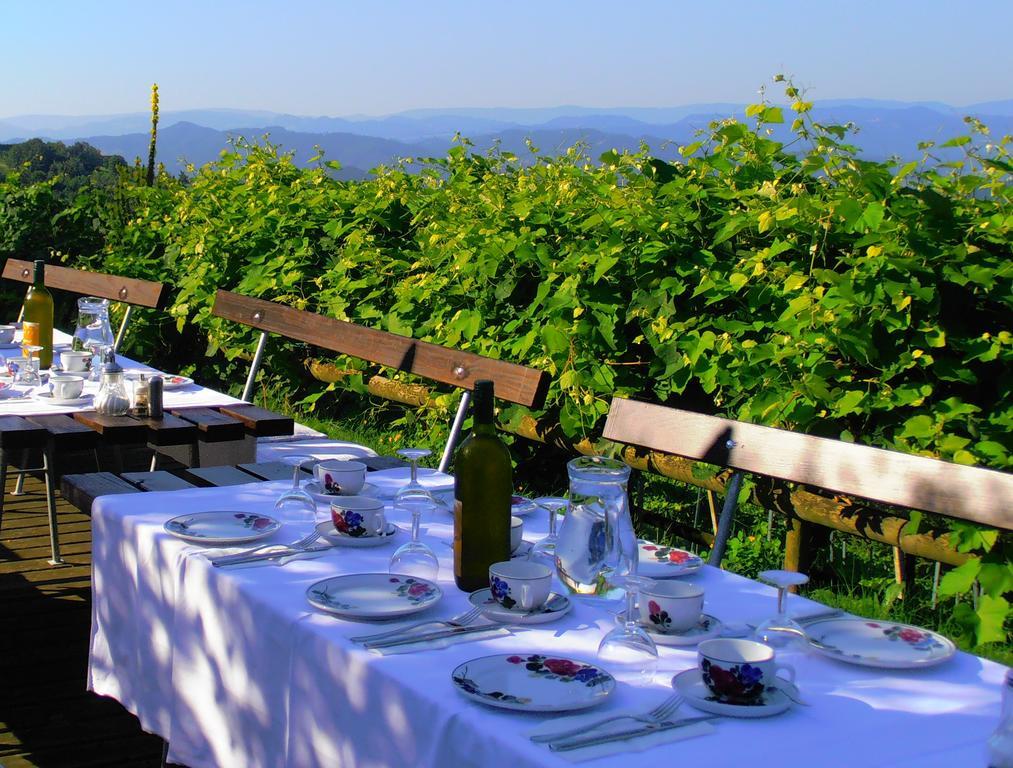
[[861, 202, 885, 232], [937, 558, 980, 597], [541, 325, 569, 354], [898, 414, 935, 440], [834, 390, 865, 416], [975, 594, 1009, 646], [762, 106, 784, 124], [592, 253, 620, 284], [728, 272, 748, 290]]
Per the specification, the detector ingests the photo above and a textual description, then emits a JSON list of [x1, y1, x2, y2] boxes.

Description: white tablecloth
[[0, 329, 244, 415], [88, 480, 1005, 768]]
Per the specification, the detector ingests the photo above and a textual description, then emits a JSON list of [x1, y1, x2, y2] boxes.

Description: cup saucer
[[671, 668, 792, 718], [642, 613, 723, 647], [468, 589, 572, 624], [35, 391, 92, 406], [316, 521, 400, 548]]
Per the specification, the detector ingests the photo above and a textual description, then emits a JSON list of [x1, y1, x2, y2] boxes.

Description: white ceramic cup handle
[[774, 662, 796, 684], [373, 509, 387, 535]]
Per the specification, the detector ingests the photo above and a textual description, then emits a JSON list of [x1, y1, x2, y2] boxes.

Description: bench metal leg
[[12, 448, 29, 495], [42, 447, 64, 565], [241, 331, 269, 403], [708, 471, 744, 567], [0, 449, 6, 530], [438, 390, 471, 474]]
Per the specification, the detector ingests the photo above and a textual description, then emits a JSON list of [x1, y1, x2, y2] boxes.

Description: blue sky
[[3, 0, 1011, 117]]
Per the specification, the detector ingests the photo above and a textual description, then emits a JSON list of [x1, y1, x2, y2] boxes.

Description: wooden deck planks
[[0, 473, 165, 767]]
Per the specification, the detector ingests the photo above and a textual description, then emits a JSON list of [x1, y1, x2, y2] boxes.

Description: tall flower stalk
[[145, 83, 159, 186]]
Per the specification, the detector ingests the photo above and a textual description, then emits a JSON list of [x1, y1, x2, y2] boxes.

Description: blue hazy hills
[[1, 100, 1010, 178]]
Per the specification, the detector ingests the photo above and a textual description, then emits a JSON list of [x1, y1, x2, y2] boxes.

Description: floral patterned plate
[[642, 613, 724, 647], [452, 654, 615, 712], [805, 618, 956, 669], [306, 573, 442, 620], [467, 589, 572, 625], [637, 540, 704, 579], [163, 510, 281, 544], [672, 668, 792, 718], [316, 520, 401, 548]]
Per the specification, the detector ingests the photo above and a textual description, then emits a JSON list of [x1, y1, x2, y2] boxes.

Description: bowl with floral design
[[697, 638, 795, 705], [489, 560, 551, 612]]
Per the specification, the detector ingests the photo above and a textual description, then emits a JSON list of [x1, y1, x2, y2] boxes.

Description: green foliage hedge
[[1, 80, 1010, 644]]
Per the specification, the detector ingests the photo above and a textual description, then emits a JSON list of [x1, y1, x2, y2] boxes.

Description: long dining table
[[86, 475, 1005, 768]]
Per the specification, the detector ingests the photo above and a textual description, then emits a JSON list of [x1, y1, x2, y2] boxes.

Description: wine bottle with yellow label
[[22, 259, 54, 369], [453, 380, 512, 592]]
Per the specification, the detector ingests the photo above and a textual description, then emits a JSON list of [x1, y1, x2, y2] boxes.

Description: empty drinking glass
[[751, 569, 811, 655], [388, 448, 440, 580], [274, 454, 317, 523], [528, 496, 567, 567]]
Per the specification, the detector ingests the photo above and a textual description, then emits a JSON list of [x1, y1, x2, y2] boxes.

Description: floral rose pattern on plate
[[334, 510, 368, 537], [388, 576, 438, 604], [506, 654, 610, 688], [647, 600, 672, 630], [453, 669, 531, 706], [700, 658, 766, 705], [489, 576, 516, 610], [232, 512, 274, 531], [867, 622, 945, 651], [641, 543, 702, 568]]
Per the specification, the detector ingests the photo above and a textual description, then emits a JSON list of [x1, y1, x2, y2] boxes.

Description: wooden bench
[[212, 290, 550, 471], [2, 257, 169, 351], [603, 397, 1013, 571]]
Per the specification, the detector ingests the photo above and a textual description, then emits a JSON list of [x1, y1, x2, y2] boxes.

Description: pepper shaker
[[148, 376, 164, 420]]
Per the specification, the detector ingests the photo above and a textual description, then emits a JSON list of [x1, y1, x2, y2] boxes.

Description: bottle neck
[[471, 381, 495, 434], [32, 261, 45, 287]]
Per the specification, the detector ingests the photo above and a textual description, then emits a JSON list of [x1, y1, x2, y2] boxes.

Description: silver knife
[[549, 715, 719, 752], [364, 622, 508, 650], [212, 543, 330, 567]]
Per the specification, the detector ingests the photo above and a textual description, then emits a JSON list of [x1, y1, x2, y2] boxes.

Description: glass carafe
[[72, 297, 115, 372], [555, 456, 636, 599]]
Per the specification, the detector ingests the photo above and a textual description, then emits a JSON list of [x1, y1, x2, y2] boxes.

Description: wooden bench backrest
[[2, 258, 168, 309], [604, 397, 1013, 530], [211, 290, 550, 408]]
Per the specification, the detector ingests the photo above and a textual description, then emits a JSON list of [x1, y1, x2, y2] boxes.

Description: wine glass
[[388, 448, 440, 580], [528, 496, 567, 567], [19, 345, 43, 387], [751, 569, 811, 655], [597, 572, 658, 683], [274, 454, 317, 524]]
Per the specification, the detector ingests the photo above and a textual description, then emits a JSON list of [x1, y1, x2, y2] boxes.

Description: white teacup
[[60, 350, 93, 372], [697, 638, 795, 705], [489, 560, 551, 611], [50, 374, 85, 401], [0, 325, 16, 344], [510, 515, 524, 553], [639, 580, 704, 633], [315, 460, 366, 495], [330, 495, 386, 538]]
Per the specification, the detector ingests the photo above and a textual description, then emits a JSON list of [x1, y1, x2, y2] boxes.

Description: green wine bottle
[[453, 380, 512, 592], [23, 259, 54, 369]]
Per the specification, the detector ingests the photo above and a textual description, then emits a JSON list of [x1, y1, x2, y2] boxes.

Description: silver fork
[[211, 528, 325, 567], [349, 606, 483, 643], [531, 693, 684, 744]]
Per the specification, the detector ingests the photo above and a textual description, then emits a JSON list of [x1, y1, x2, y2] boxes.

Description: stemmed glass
[[751, 569, 811, 655], [274, 454, 317, 524], [388, 448, 440, 580], [18, 345, 43, 387], [597, 570, 659, 683], [528, 496, 567, 567]]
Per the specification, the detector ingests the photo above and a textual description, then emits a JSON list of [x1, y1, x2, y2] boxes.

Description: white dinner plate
[[161, 374, 194, 390], [163, 510, 281, 544], [805, 618, 956, 669], [316, 520, 401, 548], [305, 480, 380, 504], [452, 653, 615, 712], [306, 573, 442, 619], [468, 589, 572, 625], [637, 540, 704, 578], [642, 614, 723, 647], [672, 668, 792, 718]]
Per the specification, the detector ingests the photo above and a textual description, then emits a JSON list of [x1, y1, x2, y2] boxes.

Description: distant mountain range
[[2, 100, 1011, 179]]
